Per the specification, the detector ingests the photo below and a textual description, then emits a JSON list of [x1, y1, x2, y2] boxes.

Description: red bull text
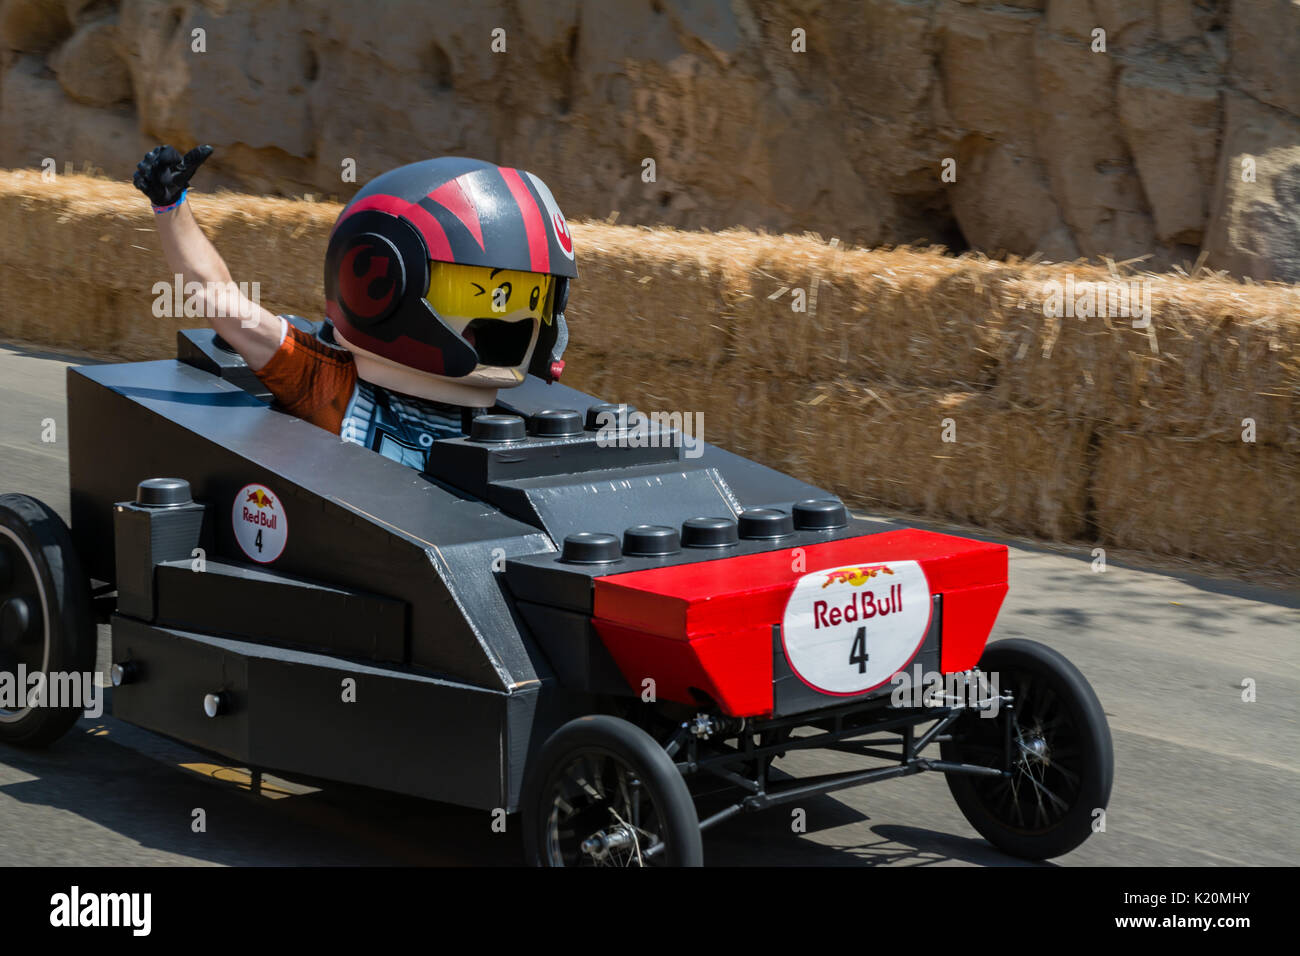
[[813, 582, 903, 628]]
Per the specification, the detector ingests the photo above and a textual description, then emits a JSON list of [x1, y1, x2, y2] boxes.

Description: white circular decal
[[232, 483, 288, 563], [781, 560, 932, 696]]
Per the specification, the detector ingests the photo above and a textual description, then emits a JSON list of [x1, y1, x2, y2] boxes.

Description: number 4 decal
[[849, 626, 869, 674]]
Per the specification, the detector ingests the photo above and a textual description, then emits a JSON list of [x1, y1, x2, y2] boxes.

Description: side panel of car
[[67, 360, 581, 809], [67, 361, 552, 691], [110, 615, 520, 809]]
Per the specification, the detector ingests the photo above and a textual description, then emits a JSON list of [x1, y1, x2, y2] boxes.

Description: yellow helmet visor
[[425, 262, 554, 325]]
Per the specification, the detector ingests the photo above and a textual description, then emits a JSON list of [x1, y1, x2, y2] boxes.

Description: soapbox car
[[0, 322, 1113, 865]]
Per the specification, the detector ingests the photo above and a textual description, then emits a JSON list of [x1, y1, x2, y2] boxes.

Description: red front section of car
[[591, 529, 1008, 718]]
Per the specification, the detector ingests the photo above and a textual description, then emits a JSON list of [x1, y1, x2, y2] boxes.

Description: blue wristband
[[152, 188, 187, 214]]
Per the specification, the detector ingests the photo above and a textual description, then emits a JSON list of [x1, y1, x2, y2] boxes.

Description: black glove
[[132, 144, 213, 207]]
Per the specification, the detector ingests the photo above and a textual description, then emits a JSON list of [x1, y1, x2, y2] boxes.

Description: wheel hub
[[544, 750, 671, 866], [580, 824, 637, 862], [1019, 733, 1049, 761]]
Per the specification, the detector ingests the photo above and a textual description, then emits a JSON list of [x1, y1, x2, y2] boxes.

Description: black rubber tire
[[0, 494, 96, 748], [940, 638, 1113, 860], [522, 715, 703, 866]]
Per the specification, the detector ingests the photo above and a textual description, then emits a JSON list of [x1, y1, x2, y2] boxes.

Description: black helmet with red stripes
[[324, 157, 577, 387]]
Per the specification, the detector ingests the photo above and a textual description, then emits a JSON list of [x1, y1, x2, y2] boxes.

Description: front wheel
[[0, 494, 96, 747], [940, 639, 1113, 860], [522, 715, 703, 866]]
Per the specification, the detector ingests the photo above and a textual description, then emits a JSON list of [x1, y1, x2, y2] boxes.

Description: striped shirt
[[254, 321, 465, 470]]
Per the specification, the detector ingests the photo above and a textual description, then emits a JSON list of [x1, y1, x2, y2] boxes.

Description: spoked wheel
[[940, 639, 1113, 860], [523, 715, 703, 867], [0, 494, 96, 747]]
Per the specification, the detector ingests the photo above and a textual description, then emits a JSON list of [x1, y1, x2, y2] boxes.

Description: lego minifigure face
[[332, 260, 557, 405], [425, 262, 553, 379]]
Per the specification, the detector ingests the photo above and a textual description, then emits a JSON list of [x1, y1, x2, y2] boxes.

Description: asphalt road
[[0, 341, 1296, 867]]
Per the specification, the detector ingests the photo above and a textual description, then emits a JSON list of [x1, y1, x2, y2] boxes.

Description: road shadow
[[701, 791, 1050, 866], [0, 715, 1048, 867], [0, 720, 517, 866]]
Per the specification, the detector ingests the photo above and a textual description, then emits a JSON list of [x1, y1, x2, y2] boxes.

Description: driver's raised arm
[[133, 144, 284, 371]]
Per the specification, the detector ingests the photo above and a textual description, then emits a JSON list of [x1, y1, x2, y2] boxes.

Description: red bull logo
[[241, 487, 278, 530], [245, 488, 275, 510], [821, 565, 893, 589]]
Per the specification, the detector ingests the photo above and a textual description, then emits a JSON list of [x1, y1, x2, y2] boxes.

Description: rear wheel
[[940, 639, 1113, 860], [0, 494, 96, 747], [523, 715, 703, 866]]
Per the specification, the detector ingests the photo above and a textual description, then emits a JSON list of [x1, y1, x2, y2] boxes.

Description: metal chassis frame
[[664, 691, 1017, 834]]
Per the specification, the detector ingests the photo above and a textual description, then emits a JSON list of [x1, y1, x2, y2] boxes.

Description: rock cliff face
[[1, 0, 1296, 278]]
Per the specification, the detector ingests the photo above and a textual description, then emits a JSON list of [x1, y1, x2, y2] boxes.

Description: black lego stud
[[561, 532, 622, 564], [470, 414, 527, 443], [584, 403, 638, 431], [530, 409, 583, 437], [135, 478, 194, 508], [623, 524, 681, 556], [738, 508, 795, 539], [792, 499, 848, 530], [681, 516, 739, 548]]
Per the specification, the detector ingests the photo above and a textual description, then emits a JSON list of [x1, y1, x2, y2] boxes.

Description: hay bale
[[992, 272, 1142, 419], [569, 228, 1009, 389], [0, 172, 163, 292], [561, 348, 730, 427], [192, 192, 336, 314], [565, 222, 757, 365], [1094, 431, 1300, 574], [0, 262, 323, 360], [0, 175, 331, 334], [775, 381, 1092, 540], [0, 270, 172, 359], [1124, 282, 1299, 449], [994, 272, 1300, 446], [738, 252, 1007, 387], [563, 358, 1092, 540]]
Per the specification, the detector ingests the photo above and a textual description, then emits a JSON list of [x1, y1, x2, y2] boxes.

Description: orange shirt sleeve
[[253, 322, 357, 436]]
